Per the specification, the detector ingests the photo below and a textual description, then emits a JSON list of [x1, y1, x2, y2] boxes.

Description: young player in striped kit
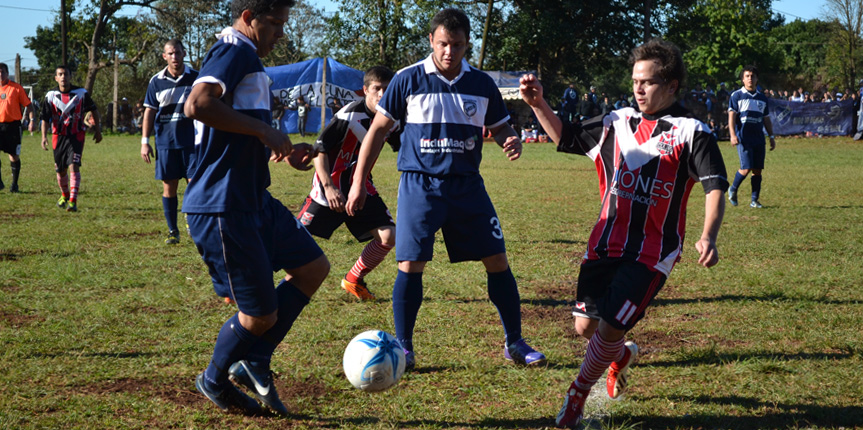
[[140, 39, 198, 245], [296, 66, 400, 300], [520, 39, 728, 428], [40, 65, 102, 212]]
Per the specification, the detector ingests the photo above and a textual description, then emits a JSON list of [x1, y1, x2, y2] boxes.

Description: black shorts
[[53, 134, 85, 172], [572, 258, 667, 331], [0, 121, 22, 156], [296, 194, 394, 242]]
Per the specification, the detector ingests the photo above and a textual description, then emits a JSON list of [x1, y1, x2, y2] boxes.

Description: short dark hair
[[364, 66, 394, 87], [429, 8, 470, 37], [741, 64, 759, 79], [0, 63, 7, 74], [629, 38, 685, 95], [164, 38, 185, 51], [231, 0, 295, 21], [55, 64, 71, 75]]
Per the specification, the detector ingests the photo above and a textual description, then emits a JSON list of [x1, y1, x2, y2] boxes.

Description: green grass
[[1, 132, 862, 429]]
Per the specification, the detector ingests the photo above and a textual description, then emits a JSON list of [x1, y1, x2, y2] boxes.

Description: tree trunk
[[84, 0, 112, 93], [478, 0, 493, 70]]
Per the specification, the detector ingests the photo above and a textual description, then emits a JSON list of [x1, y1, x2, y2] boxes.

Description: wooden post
[[113, 34, 119, 131], [14, 54, 21, 84], [321, 57, 327, 133], [61, 0, 67, 65]]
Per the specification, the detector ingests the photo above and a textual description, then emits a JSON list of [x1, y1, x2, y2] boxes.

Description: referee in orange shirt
[[0, 62, 36, 193]]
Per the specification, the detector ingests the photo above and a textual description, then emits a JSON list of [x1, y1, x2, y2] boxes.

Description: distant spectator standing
[[294, 95, 310, 137], [613, 93, 630, 110], [562, 83, 578, 123], [599, 95, 613, 116], [0, 62, 36, 192], [41, 65, 102, 212], [587, 85, 599, 103], [576, 92, 596, 121], [728, 64, 775, 209], [140, 39, 199, 245]]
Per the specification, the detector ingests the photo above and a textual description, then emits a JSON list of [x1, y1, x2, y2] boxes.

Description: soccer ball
[[343, 330, 406, 392]]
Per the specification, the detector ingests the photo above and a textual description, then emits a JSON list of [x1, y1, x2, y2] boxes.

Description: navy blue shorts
[[187, 192, 323, 316], [395, 172, 506, 263], [155, 147, 195, 181], [572, 258, 667, 331], [736, 139, 765, 170]]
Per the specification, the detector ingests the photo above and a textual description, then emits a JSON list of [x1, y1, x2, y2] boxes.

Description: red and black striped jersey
[[40, 86, 97, 138], [309, 100, 400, 205], [558, 104, 728, 275]]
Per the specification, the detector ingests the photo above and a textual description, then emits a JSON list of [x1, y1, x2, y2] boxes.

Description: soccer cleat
[[403, 348, 416, 371], [607, 341, 639, 399], [504, 338, 547, 366], [750, 200, 763, 208], [9, 184, 18, 193], [184, 213, 191, 236], [728, 188, 738, 206], [195, 373, 262, 415], [229, 360, 289, 416], [341, 277, 375, 300], [0, 181, 4, 191], [66, 201, 77, 212], [556, 381, 588, 428], [57, 196, 67, 209], [165, 230, 180, 245]]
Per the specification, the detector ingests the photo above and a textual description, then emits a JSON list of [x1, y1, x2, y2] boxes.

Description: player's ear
[[240, 9, 254, 26], [668, 79, 678, 94]]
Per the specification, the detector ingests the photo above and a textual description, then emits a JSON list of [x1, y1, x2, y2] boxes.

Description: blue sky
[[0, 0, 827, 77]]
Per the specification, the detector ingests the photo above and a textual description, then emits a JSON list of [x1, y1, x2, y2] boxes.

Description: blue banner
[[770, 99, 854, 136]]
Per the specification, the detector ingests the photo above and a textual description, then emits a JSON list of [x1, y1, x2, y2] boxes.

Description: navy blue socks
[[751, 175, 762, 202], [204, 313, 259, 388], [487, 267, 522, 345], [393, 270, 423, 351], [163, 196, 179, 232], [245, 280, 310, 368]]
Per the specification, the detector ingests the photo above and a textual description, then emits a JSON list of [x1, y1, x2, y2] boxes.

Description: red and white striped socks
[[574, 332, 625, 391], [57, 173, 69, 200], [69, 172, 81, 203], [345, 240, 393, 283]]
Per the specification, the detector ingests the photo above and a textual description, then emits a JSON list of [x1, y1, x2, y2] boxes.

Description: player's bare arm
[[764, 116, 776, 151], [40, 119, 49, 151], [140, 107, 157, 163], [25, 105, 36, 132], [313, 151, 346, 212], [185, 81, 292, 161], [695, 188, 725, 268], [488, 123, 522, 161], [346, 113, 393, 216], [519, 74, 564, 143], [728, 110, 739, 145], [90, 109, 103, 143]]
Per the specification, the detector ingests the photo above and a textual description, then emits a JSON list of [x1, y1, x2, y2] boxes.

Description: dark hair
[[164, 38, 185, 51], [231, 0, 295, 21], [55, 65, 72, 75], [429, 8, 470, 37], [364, 66, 394, 87], [0, 63, 7, 74], [741, 64, 759, 79], [629, 38, 686, 95]]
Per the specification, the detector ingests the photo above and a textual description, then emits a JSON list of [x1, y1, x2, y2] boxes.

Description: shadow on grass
[[642, 350, 854, 368], [652, 292, 863, 307], [629, 394, 863, 429], [27, 350, 157, 359]]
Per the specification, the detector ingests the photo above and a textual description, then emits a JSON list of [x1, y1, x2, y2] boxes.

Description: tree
[[824, 0, 863, 90], [263, 0, 328, 67], [147, 0, 230, 69], [768, 19, 837, 90]]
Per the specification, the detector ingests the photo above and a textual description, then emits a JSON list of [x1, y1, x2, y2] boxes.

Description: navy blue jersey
[[377, 55, 509, 176], [182, 27, 273, 214], [728, 87, 769, 144], [144, 65, 198, 150]]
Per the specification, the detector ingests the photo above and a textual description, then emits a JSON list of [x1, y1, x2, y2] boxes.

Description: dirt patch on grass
[[108, 230, 162, 240], [0, 308, 44, 327]]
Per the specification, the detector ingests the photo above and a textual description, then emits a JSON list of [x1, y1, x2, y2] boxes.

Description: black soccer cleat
[[195, 373, 262, 415], [229, 360, 289, 415]]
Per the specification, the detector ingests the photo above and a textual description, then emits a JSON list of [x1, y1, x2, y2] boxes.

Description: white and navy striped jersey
[[309, 99, 400, 206], [377, 55, 509, 176], [558, 104, 728, 275], [181, 27, 273, 214], [728, 87, 769, 143], [143, 65, 198, 150]]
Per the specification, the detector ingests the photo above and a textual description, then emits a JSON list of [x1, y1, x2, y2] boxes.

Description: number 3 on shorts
[[490, 216, 503, 239]]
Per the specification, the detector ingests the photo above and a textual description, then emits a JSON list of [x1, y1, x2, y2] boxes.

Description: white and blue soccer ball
[[343, 330, 406, 392]]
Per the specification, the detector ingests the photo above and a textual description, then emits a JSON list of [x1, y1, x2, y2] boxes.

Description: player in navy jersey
[[520, 39, 727, 428], [40, 65, 102, 212], [346, 8, 546, 371], [728, 65, 776, 208], [296, 66, 400, 301], [141, 39, 198, 245], [183, 0, 329, 416]]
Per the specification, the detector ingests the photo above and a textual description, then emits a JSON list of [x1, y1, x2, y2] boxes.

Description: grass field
[[1, 132, 862, 430]]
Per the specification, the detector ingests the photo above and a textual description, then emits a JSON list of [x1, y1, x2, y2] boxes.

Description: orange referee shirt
[[0, 80, 32, 123]]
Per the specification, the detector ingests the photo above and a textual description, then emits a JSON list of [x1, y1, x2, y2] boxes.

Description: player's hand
[[346, 183, 367, 217], [141, 143, 153, 163], [41, 138, 48, 151], [695, 237, 719, 268], [769, 137, 776, 151], [324, 185, 346, 212], [93, 129, 103, 143], [261, 127, 292, 162], [502, 136, 522, 161], [519, 74, 544, 107], [28, 121, 35, 132], [729, 135, 739, 146], [288, 142, 317, 171]]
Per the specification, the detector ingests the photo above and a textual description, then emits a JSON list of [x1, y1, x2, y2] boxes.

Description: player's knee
[[239, 311, 278, 335], [574, 317, 597, 339], [481, 253, 509, 273], [376, 227, 395, 247]]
